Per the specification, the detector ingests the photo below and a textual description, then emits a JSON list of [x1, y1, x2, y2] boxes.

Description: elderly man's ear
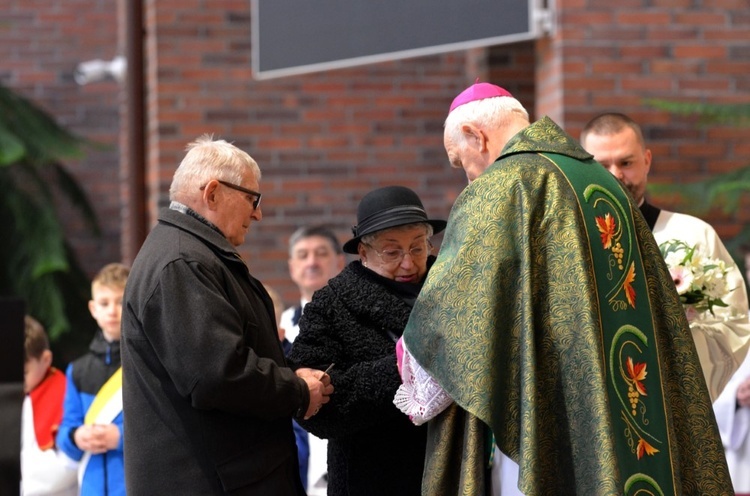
[[202, 179, 220, 209], [462, 124, 488, 153]]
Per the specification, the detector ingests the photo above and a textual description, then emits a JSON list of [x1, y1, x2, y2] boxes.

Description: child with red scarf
[[21, 316, 76, 495]]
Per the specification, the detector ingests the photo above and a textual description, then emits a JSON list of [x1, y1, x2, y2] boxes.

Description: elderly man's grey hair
[[443, 96, 529, 146], [169, 134, 261, 202]]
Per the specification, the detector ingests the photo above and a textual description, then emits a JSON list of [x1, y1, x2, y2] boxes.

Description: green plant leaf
[[0, 84, 85, 165], [645, 98, 750, 297], [0, 122, 26, 165], [0, 83, 100, 350], [644, 99, 750, 126]]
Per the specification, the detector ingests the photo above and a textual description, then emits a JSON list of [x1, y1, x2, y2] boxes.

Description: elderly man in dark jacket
[[121, 135, 333, 495]]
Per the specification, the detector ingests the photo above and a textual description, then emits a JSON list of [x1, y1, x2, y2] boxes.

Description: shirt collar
[[169, 201, 224, 236]]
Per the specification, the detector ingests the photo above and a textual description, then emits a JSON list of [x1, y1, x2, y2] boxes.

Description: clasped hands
[[296, 366, 334, 419], [74, 423, 120, 454]]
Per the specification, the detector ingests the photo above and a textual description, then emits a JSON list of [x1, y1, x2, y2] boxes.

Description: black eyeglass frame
[[213, 180, 262, 210]]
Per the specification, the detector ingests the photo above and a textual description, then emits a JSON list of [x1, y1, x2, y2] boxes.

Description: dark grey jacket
[[289, 260, 429, 496], [121, 208, 308, 495]]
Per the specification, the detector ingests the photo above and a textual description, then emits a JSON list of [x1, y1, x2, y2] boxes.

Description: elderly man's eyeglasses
[[201, 180, 262, 210], [364, 241, 432, 265]]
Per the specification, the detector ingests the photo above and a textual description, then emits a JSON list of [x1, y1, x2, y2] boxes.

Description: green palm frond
[[645, 98, 750, 293], [52, 162, 101, 235], [1, 166, 70, 335], [0, 85, 85, 166], [644, 99, 750, 126], [0, 121, 25, 164], [648, 166, 750, 215], [0, 83, 100, 355]]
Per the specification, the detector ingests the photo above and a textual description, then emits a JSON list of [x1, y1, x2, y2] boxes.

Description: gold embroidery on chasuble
[[405, 117, 733, 496], [548, 152, 676, 495]]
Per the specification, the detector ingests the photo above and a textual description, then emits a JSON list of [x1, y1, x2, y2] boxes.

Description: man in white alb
[[581, 112, 750, 495]]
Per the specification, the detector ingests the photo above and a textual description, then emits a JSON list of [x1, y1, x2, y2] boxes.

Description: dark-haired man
[[581, 112, 750, 402]]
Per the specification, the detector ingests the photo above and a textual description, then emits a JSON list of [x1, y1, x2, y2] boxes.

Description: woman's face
[[358, 224, 431, 283]]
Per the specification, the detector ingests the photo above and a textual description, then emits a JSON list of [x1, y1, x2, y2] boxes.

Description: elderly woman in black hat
[[288, 185, 445, 496]]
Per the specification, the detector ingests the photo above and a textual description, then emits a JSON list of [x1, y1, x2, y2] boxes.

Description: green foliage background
[[646, 99, 750, 292], [0, 84, 99, 366]]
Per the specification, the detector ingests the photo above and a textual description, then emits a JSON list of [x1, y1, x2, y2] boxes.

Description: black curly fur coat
[[288, 260, 429, 496]]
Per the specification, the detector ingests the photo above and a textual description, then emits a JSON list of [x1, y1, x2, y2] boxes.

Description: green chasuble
[[403, 117, 733, 495]]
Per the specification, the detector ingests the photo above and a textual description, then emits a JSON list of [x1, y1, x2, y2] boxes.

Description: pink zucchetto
[[449, 81, 513, 113]]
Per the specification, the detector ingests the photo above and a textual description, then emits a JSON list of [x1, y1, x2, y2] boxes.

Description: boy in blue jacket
[[57, 263, 129, 496]]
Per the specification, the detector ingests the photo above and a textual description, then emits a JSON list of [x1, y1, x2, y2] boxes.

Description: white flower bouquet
[[659, 239, 733, 319]]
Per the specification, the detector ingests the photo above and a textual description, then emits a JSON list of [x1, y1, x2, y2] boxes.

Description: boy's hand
[[74, 424, 121, 454]]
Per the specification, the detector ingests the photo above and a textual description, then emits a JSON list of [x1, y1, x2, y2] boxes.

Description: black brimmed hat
[[342, 186, 447, 254]]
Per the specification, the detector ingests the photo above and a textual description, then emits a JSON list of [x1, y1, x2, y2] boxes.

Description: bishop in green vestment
[[398, 83, 733, 495]]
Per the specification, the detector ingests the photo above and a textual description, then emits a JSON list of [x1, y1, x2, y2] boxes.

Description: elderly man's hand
[[296, 368, 334, 419]]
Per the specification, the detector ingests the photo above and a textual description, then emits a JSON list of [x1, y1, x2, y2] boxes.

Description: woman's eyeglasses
[[364, 240, 432, 265]]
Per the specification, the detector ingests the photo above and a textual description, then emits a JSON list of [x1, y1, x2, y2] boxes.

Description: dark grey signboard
[[252, 0, 547, 79]]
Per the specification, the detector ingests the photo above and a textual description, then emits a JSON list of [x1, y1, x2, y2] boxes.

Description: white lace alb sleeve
[[393, 341, 453, 425]]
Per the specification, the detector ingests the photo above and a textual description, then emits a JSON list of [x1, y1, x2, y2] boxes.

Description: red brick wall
[[4, 1, 748, 308], [538, 0, 750, 240], [2, 0, 121, 279], [142, 1, 539, 304]]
